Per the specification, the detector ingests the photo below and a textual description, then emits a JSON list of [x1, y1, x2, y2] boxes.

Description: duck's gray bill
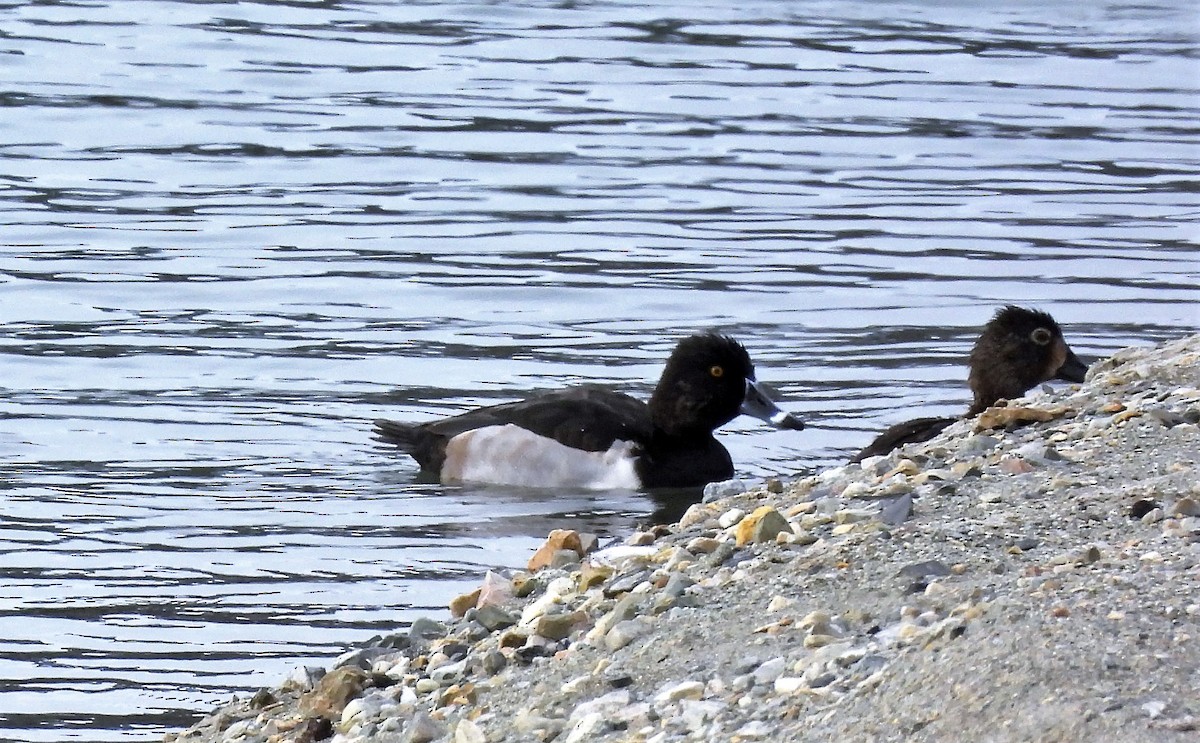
[[1055, 348, 1088, 383], [741, 379, 805, 431]]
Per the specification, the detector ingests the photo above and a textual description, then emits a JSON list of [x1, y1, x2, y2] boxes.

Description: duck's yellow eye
[[709, 365, 724, 378], [1030, 327, 1052, 346]]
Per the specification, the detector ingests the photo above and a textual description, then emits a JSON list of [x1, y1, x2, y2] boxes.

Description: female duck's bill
[[374, 332, 804, 490]]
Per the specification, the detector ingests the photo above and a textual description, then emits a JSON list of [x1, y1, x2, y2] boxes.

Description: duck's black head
[[967, 306, 1087, 414], [649, 332, 803, 437]]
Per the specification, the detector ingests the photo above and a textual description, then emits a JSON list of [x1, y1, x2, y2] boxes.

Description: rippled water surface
[[1, 0, 1197, 738]]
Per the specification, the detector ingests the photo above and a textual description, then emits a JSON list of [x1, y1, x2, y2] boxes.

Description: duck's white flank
[[441, 424, 641, 490]]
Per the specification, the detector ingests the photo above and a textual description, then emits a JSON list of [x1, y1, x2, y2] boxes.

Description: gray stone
[[564, 711, 608, 743], [703, 478, 749, 502], [604, 569, 652, 598], [704, 540, 737, 567], [752, 657, 787, 685], [536, 610, 587, 641], [429, 659, 466, 685], [879, 494, 914, 525], [332, 646, 386, 670], [475, 604, 518, 632], [897, 560, 951, 579], [405, 711, 448, 743], [605, 619, 649, 651], [480, 649, 507, 675], [283, 665, 326, 692]]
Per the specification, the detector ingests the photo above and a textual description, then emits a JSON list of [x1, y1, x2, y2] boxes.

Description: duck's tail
[[372, 418, 420, 449]]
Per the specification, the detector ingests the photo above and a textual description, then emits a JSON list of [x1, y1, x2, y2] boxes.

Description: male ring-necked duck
[[374, 332, 804, 489], [850, 306, 1087, 463]]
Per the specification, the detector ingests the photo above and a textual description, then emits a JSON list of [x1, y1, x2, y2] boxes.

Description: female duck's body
[[851, 306, 1087, 463]]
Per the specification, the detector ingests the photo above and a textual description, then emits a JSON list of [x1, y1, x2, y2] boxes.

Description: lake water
[[0, 0, 1197, 739]]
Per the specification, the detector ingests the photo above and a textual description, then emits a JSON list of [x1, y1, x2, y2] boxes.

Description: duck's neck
[[967, 375, 1031, 416]]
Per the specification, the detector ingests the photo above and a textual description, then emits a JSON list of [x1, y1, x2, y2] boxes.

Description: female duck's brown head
[[967, 305, 1088, 415]]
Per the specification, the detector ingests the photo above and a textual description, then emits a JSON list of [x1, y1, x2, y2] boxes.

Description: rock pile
[[169, 334, 1200, 743]]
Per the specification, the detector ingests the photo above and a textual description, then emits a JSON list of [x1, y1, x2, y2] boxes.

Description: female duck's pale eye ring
[[1030, 327, 1053, 346], [709, 365, 724, 378]]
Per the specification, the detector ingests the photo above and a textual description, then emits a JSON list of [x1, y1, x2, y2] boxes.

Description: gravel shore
[[169, 333, 1200, 743]]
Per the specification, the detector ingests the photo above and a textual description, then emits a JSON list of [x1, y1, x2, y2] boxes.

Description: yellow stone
[[449, 588, 481, 618], [734, 506, 793, 546]]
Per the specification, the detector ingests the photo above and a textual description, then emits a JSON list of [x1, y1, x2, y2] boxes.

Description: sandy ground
[[170, 333, 1200, 743]]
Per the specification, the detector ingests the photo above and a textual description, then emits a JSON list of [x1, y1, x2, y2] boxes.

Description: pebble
[[752, 657, 786, 685], [454, 719, 486, 743], [535, 610, 588, 641], [655, 680, 706, 703], [734, 506, 793, 546], [704, 478, 749, 502], [604, 619, 649, 651], [298, 666, 366, 719], [474, 604, 518, 632], [717, 508, 746, 529], [404, 711, 447, 743]]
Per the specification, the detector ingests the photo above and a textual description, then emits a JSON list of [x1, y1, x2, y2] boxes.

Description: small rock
[[408, 617, 448, 646], [733, 721, 775, 739], [430, 659, 466, 685], [1000, 456, 1036, 474], [605, 619, 649, 651], [298, 666, 367, 720], [578, 561, 614, 590], [1173, 497, 1200, 517], [405, 711, 448, 743], [686, 536, 722, 554], [477, 570, 513, 608], [449, 588, 481, 618], [680, 699, 725, 730], [626, 530, 656, 546], [774, 676, 806, 694], [834, 508, 875, 524], [480, 649, 507, 675], [879, 494, 913, 525], [752, 657, 787, 685], [475, 604, 519, 632], [455, 718, 486, 743], [976, 405, 1070, 431], [679, 502, 719, 528], [564, 711, 608, 743], [243, 689, 274, 713], [704, 478, 749, 502], [536, 610, 588, 641], [655, 680, 705, 703], [284, 666, 326, 693], [550, 548, 583, 569], [718, 508, 746, 529], [603, 569, 652, 598], [735, 506, 793, 546], [897, 560, 952, 579], [767, 595, 795, 612], [528, 529, 585, 571], [340, 695, 381, 726], [1130, 498, 1160, 519]]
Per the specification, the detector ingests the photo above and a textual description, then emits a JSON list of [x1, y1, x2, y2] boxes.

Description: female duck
[[850, 306, 1087, 462], [375, 332, 804, 489]]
